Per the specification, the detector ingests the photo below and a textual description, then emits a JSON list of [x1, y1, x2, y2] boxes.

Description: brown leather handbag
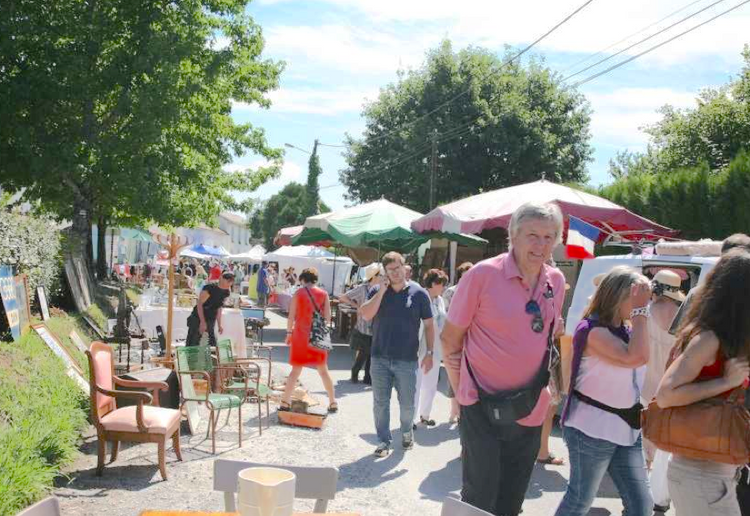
[[641, 387, 750, 465]]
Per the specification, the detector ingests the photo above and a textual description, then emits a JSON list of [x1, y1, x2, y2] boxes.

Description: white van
[[565, 252, 719, 336]]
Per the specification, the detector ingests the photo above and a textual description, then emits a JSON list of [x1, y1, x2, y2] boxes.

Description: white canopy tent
[[227, 245, 266, 263], [263, 246, 354, 296]]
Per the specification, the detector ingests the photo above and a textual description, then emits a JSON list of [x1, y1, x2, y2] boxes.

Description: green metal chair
[[215, 339, 272, 435], [175, 345, 247, 454]]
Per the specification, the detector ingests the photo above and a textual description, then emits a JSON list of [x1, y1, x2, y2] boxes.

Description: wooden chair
[[213, 458, 339, 513], [440, 497, 494, 516], [86, 342, 182, 481], [17, 496, 61, 516], [175, 345, 246, 454], [215, 339, 272, 434]]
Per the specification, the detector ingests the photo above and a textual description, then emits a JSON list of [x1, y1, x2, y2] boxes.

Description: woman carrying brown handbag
[[656, 250, 750, 516]]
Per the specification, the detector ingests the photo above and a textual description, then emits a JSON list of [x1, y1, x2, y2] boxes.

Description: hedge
[[0, 209, 63, 297], [0, 332, 88, 515], [600, 151, 750, 241]]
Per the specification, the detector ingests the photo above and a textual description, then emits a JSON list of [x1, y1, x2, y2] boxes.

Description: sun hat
[[652, 270, 686, 302], [364, 263, 382, 282]]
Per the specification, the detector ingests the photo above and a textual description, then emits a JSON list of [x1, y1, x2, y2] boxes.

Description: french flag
[[566, 216, 601, 259]]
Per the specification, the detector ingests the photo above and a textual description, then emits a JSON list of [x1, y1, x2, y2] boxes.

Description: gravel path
[[55, 310, 671, 515]]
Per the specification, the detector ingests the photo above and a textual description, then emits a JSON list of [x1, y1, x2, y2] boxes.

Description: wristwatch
[[425, 350, 434, 356]]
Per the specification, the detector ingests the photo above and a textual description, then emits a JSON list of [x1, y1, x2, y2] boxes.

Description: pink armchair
[[86, 342, 183, 480]]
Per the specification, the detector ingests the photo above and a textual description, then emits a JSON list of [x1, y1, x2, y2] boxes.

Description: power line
[[361, 0, 597, 146], [317, 142, 347, 148], [563, 0, 729, 82], [572, 0, 750, 87], [560, 0, 706, 74]]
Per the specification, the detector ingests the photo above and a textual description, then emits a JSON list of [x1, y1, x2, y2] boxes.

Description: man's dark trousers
[[459, 402, 542, 516], [186, 314, 217, 347]]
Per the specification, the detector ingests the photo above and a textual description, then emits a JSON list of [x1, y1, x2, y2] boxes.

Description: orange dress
[[290, 286, 329, 366]]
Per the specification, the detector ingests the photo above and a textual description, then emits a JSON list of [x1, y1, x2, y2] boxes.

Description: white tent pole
[[331, 245, 338, 296], [449, 241, 458, 285]]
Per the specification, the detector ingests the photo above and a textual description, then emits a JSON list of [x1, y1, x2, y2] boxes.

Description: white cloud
[[257, 0, 749, 76], [233, 86, 378, 116], [587, 87, 699, 146], [264, 24, 426, 76]]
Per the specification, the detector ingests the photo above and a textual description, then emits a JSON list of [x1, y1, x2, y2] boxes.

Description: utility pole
[[430, 130, 438, 210]]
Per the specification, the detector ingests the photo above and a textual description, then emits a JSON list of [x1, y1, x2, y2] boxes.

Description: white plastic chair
[[440, 497, 494, 516], [17, 496, 61, 516], [213, 458, 338, 513]]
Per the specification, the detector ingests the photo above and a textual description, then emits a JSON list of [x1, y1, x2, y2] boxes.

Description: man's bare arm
[[441, 321, 469, 394]]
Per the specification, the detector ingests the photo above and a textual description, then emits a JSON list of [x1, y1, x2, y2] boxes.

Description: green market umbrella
[[292, 199, 486, 252]]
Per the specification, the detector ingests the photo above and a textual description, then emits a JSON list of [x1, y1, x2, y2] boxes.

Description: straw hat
[[364, 263, 382, 282], [652, 270, 686, 302]]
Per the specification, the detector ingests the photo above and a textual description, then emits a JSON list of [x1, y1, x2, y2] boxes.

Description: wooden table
[[141, 511, 359, 516]]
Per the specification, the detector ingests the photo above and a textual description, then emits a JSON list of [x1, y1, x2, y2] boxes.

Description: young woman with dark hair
[[656, 250, 750, 516]]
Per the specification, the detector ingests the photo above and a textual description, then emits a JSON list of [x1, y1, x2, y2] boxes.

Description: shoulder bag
[[465, 291, 556, 427], [641, 350, 750, 465], [303, 287, 333, 352]]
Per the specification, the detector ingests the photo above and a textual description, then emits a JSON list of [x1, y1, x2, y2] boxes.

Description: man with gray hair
[[442, 202, 566, 516]]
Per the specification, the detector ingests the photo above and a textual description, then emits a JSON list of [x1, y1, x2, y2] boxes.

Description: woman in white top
[[555, 266, 653, 516], [414, 268, 449, 427], [641, 270, 684, 465]]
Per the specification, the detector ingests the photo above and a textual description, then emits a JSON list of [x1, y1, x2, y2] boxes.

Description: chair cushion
[[100, 405, 180, 434], [208, 393, 243, 409]]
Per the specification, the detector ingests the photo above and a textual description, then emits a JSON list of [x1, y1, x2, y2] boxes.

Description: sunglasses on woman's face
[[525, 300, 545, 333]]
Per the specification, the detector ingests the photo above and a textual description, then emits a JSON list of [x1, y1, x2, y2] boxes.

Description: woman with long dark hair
[[656, 250, 750, 516]]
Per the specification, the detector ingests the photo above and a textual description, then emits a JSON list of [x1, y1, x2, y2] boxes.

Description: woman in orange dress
[[280, 267, 338, 412]]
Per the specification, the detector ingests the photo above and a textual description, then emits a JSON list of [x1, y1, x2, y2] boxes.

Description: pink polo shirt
[[447, 252, 565, 427]]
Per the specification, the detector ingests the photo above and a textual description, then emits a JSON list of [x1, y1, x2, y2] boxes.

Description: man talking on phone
[[360, 252, 435, 458]]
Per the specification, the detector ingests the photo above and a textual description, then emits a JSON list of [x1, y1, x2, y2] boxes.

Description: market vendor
[[185, 271, 234, 347]]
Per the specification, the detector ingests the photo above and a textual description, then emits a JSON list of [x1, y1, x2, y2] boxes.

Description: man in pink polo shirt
[[442, 201, 566, 516]]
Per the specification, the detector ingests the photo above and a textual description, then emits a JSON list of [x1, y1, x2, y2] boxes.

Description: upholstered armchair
[[86, 342, 183, 480]]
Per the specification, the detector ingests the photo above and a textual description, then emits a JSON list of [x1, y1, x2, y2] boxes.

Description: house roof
[[219, 211, 247, 225]]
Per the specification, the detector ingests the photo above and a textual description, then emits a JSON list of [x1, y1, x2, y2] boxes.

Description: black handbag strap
[[466, 283, 555, 395], [304, 286, 324, 315]]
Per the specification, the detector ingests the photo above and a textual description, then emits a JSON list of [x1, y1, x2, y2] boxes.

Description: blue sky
[[228, 0, 750, 212]]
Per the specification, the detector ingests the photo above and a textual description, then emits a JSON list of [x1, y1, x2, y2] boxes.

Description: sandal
[[420, 417, 436, 427], [536, 453, 565, 466], [328, 402, 338, 413], [279, 401, 291, 412]]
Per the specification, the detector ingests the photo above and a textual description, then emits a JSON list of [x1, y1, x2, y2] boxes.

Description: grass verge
[[0, 328, 89, 515]]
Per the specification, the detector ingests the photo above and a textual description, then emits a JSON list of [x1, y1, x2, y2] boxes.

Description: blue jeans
[[371, 356, 417, 444], [555, 426, 652, 516]]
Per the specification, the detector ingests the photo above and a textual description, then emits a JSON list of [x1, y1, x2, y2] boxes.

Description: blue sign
[[0, 265, 20, 341]]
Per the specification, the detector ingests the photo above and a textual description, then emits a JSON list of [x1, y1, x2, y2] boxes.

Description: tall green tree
[[0, 0, 284, 277], [250, 183, 329, 249], [341, 40, 592, 212], [305, 141, 323, 216]]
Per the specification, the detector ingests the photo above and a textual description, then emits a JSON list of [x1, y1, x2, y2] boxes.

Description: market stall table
[[275, 291, 293, 312], [134, 306, 248, 358]]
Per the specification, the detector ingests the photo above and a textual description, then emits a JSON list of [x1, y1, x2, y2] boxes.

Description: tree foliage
[[250, 183, 329, 250], [0, 0, 284, 258], [306, 145, 323, 216], [609, 45, 750, 178], [0, 209, 63, 296], [341, 40, 593, 212]]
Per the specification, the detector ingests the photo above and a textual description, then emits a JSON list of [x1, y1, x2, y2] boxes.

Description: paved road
[[56, 309, 671, 515]]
